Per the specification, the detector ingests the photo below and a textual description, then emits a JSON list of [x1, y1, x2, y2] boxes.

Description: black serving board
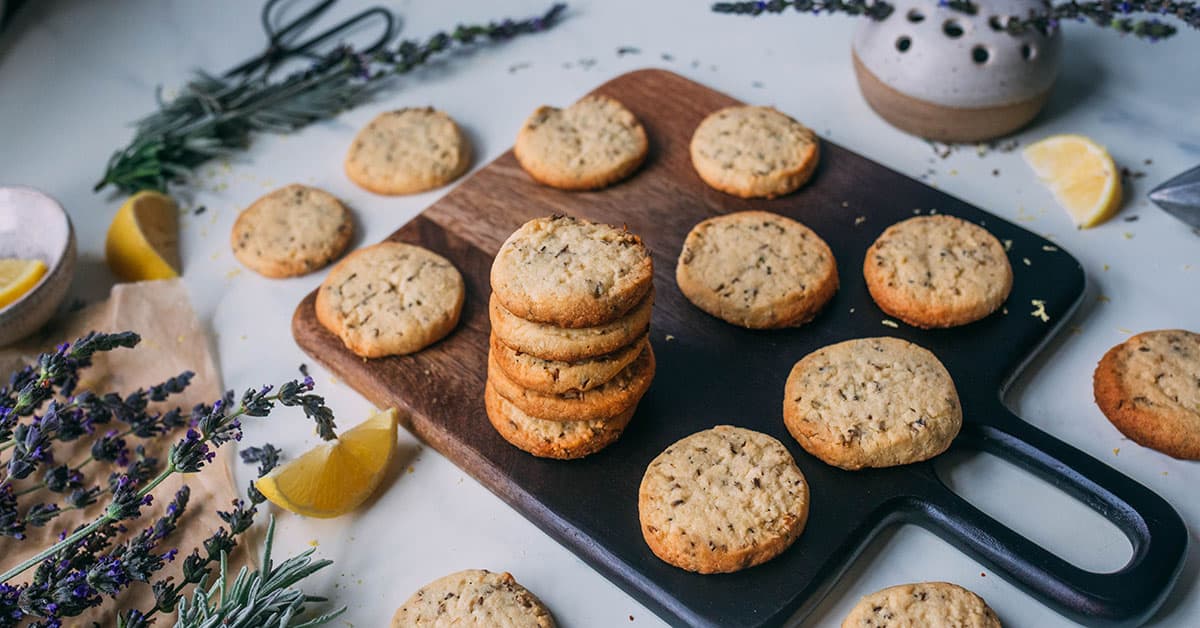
[[293, 69, 1186, 627]]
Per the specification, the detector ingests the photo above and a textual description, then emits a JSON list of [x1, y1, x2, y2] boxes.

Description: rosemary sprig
[[95, 4, 568, 196], [711, 0, 1199, 40]]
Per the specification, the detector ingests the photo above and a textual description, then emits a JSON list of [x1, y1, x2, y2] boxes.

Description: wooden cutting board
[[293, 69, 1185, 628]]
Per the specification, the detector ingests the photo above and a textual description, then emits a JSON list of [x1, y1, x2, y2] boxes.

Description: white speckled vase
[[852, 0, 1062, 142]]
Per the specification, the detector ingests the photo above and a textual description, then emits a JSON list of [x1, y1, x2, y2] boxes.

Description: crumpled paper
[[0, 279, 243, 625]]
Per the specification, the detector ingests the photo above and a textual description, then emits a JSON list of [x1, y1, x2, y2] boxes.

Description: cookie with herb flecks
[[676, 211, 838, 329], [783, 337, 962, 470], [1094, 329, 1200, 460], [639, 425, 810, 574], [863, 214, 1012, 328], [485, 380, 636, 460], [489, 289, 653, 362], [316, 241, 464, 358], [487, 342, 654, 422], [490, 332, 648, 395], [392, 569, 555, 627], [345, 107, 471, 195], [689, 105, 820, 199], [842, 582, 1001, 628], [514, 94, 648, 190], [231, 184, 353, 278], [491, 215, 653, 328]]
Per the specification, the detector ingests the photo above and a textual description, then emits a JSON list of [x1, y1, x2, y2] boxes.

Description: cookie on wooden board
[[316, 241, 464, 358], [392, 568, 555, 627], [345, 107, 471, 195], [491, 215, 653, 328], [489, 289, 654, 362], [490, 332, 648, 395], [783, 337, 962, 470], [689, 105, 820, 199], [863, 214, 1012, 329], [514, 94, 648, 190], [676, 210, 838, 329], [231, 184, 353, 278], [842, 582, 1002, 628], [1094, 329, 1200, 460], [639, 425, 810, 574], [487, 343, 655, 422], [485, 381, 636, 460]]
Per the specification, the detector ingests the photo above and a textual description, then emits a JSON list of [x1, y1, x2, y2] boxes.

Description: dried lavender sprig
[[711, 0, 1199, 39], [0, 377, 333, 585], [95, 4, 568, 195]]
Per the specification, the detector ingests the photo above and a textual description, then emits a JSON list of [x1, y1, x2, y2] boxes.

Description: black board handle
[[916, 405, 1188, 627]]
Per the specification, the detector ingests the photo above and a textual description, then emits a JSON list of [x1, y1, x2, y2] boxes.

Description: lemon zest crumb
[[1030, 299, 1050, 322]]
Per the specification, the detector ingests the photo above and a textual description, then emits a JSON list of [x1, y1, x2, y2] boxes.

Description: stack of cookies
[[486, 215, 656, 459]]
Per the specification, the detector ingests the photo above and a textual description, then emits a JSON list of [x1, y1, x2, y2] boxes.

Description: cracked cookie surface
[[676, 211, 838, 329], [490, 332, 648, 395], [392, 569, 555, 627], [231, 184, 353, 278], [639, 425, 809, 574], [345, 107, 471, 195], [514, 94, 647, 190], [689, 105, 819, 199], [1094, 329, 1200, 460], [863, 214, 1012, 328], [842, 582, 1001, 628], [491, 215, 653, 328], [316, 241, 464, 358], [783, 337, 961, 470], [488, 343, 654, 422], [485, 381, 635, 459]]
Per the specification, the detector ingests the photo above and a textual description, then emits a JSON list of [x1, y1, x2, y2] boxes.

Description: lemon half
[[0, 258, 48, 309], [1023, 134, 1123, 229], [254, 408, 399, 519], [105, 191, 181, 281]]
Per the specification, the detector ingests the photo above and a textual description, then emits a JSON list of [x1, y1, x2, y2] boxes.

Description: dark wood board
[[293, 69, 1186, 627]]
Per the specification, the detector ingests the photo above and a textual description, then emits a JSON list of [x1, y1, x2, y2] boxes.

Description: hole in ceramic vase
[[907, 9, 925, 22], [943, 19, 965, 38], [988, 15, 1006, 31], [896, 35, 912, 52], [971, 45, 990, 64], [1021, 43, 1037, 60]]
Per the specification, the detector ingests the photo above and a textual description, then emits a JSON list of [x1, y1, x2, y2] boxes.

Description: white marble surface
[[2, 1, 1199, 626]]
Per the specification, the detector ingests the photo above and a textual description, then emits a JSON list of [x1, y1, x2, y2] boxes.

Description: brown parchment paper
[[0, 279, 243, 625]]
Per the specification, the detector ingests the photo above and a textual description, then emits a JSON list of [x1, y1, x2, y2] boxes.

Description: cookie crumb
[[665, 334, 676, 342], [1119, 327, 1134, 334], [1113, 448, 1120, 455], [1030, 299, 1050, 322], [1003, 239, 1013, 251], [854, 216, 866, 226], [881, 319, 899, 328], [1103, 264, 1111, 271]]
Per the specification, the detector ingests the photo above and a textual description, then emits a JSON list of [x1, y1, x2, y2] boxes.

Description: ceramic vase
[[852, 0, 1062, 142]]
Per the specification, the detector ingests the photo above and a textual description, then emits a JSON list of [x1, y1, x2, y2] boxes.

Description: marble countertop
[[1, 1, 1198, 625]]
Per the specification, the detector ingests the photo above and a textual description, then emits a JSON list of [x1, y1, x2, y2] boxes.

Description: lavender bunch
[[0, 332, 341, 626], [712, 0, 1200, 40], [95, 3, 568, 195]]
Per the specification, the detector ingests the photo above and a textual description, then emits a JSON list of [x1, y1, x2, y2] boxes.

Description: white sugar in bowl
[[852, 0, 1062, 142]]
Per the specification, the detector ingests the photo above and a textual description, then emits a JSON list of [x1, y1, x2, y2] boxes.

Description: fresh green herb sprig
[[0, 332, 341, 626], [712, 0, 1199, 40], [94, 3, 567, 196]]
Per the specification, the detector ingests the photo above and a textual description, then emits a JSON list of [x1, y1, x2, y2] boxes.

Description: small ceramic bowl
[[0, 186, 77, 346]]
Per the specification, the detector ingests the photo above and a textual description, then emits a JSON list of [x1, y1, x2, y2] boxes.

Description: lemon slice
[[254, 408, 398, 519], [0, 258, 48, 309], [1023, 134, 1123, 228], [105, 191, 181, 281]]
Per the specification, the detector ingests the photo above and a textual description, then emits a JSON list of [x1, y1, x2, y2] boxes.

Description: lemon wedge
[[254, 408, 398, 519], [105, 191, 181, 281], [0, 258, 48, 309], [1023, 134, 1123, 228]]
